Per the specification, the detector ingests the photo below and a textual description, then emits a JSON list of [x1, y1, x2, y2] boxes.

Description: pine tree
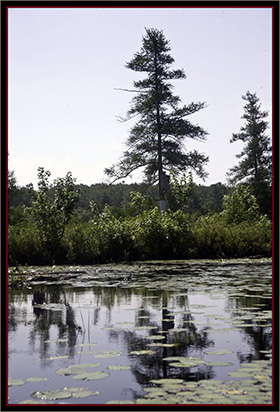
[[105, 28, 208, 211], [227, 91, 272, 216]]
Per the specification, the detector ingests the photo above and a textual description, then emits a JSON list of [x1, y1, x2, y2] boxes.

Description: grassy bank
[[8, 208, 272, 266]]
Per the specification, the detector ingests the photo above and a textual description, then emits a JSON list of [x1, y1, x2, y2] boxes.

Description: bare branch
[[114, 88, 140, 93]]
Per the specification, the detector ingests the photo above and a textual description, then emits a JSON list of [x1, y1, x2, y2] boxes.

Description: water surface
[[8, 260, 273, 405]]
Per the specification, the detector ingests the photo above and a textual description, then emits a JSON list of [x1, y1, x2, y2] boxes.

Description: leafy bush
[[8, 192, 272, 265], [221, 184, 260, 224]]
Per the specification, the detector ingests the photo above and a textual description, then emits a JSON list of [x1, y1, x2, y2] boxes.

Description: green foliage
[[8, 170, 272, 265], [105, 27, 208, 188], [8, 222, 44, 265], [167, 170, 194, 211], [26, 167, 80, 262], [221, 185, 260, 224], [228, 91, 272, 216], [9, 204, 272, 265]]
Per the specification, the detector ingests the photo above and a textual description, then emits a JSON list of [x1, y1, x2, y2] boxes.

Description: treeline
[[8, 170, 272, 266], [8, 181, 231, 225]]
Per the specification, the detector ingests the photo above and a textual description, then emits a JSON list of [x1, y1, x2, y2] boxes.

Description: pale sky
[[8, 6, 273, 188]]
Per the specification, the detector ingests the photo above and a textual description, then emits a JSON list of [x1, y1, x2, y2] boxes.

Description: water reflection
[[8, 261, 273, 404]]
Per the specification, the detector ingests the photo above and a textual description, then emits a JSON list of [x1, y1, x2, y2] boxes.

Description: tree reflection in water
[[8, 261, 272, 404]]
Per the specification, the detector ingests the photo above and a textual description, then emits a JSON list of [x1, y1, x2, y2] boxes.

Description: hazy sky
[[8, 6, 273, 188]]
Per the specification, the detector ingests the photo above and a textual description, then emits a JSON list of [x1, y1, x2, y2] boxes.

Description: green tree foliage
[[166, 170, 194, 212], [27, 167, 80, 262], [188, 183, 229, 215], [104, 28, 209, 196], [228, 91, 272, 216], [221, 184, 261, 224]]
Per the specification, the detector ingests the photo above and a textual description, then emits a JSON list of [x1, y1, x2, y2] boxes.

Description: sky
[[8, 6, 273, 188]]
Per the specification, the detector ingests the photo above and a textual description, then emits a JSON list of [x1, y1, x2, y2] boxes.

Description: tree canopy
[[105, 28, 209, 196], [227, 91, 272, 215]]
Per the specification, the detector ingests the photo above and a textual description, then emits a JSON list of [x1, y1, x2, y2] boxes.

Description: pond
[[7, 260, 273, 406]]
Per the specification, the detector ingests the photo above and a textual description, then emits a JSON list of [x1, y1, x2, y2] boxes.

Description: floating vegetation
[[151, 378, 184, 385], [168, 328, 187, 332], [30, 386, 99, 401], [204, 362, 233, 367], [147, 343, 179, 348], [205, 350, 233, 355], [72, 371, 110, 381], [8, 378, 25, 386], [44, 355, 70, 361], [26, 377, 50, 382], [137, 373, 273, 405], [8, 260, 273, 405], [107, 365, 131, 371], [133, 326, 157, 330], [56, 363, 101, 376], [31, 390, 72, 400], [146, 335, 165, 340], [130, 350, 155, 355], [75, 343, 98, 347]]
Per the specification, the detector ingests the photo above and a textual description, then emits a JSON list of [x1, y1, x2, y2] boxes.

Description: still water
[[8, 260, 273, 405]]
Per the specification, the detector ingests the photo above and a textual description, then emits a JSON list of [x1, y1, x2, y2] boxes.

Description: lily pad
[[116, 321, 134, 324], [75, 343, 98, 347], [32, 390, 72, 400], [56, 363, 101, 376], [131, 350, 155, 355], [227, 371, 254, 378], [62, 386, 87, 392], [147, 343, 179, 348], [146, 335, 165, 340], [26, 377, 50, 382], [134, 326, 157, 330], [204, 362, 233, 366], [168, 328, 187, 332], [151, 378, 184, 385], [44, 355, 69, 361], [68, 362, 101, 369], [72, 371, 110, 380], [107, 365, 131, 371], [205, 350, 233, 355], [8, 378, 25, 386]]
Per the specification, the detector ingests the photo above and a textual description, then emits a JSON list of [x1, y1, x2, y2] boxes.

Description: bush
[[8, 207, 272, 266]]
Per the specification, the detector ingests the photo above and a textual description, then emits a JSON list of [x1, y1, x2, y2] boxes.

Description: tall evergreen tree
[[105, 28, 208, 211], [227, 91, 272, 216]]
